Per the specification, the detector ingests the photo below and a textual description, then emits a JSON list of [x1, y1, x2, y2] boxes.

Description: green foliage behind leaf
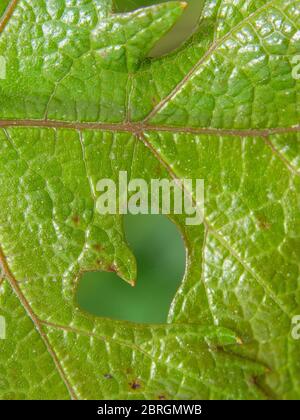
[[113, 0, 171, 12]]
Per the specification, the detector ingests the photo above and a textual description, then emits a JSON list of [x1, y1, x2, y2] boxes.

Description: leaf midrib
[[0, 119, 299, 137]]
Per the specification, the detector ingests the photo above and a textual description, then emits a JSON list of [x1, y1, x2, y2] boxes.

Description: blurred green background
[[113, 0, 172, 11], [77, 215, 186, 324]]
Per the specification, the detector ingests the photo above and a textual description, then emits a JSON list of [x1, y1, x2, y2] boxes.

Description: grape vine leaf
[[0, 0, 299, 400]]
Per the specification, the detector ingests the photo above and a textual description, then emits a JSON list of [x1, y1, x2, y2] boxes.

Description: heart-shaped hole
[[76, 214, 186, 323]]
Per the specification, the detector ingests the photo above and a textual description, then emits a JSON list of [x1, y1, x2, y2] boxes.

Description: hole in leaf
[[113, 0, 172, 12], [76, 214, 186, 324], [113, 0, 205, 57]]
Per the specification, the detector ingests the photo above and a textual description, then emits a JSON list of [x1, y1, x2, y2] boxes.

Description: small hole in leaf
[[76, 214, 186, 324], [113, 0, 173, 13], [113, 0, 204, 57]]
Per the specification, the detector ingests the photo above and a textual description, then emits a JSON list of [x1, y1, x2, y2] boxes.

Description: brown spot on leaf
[[152, 96, 158, 106], [250, 374, 266, 387], [257, 218, 271, 230], [129, 380, 141, 390], [72, 215, 80, 225], [158, 394, 167, 400], [93, 244, 103, 252]]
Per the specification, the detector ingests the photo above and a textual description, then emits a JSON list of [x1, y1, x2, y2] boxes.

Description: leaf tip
[[180, 2, 188, 10], [236, 336, 243, 345], [129, 279, 136, 288]]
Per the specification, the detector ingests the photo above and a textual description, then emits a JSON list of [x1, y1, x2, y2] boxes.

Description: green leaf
[[0, 0, 299, 400]]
